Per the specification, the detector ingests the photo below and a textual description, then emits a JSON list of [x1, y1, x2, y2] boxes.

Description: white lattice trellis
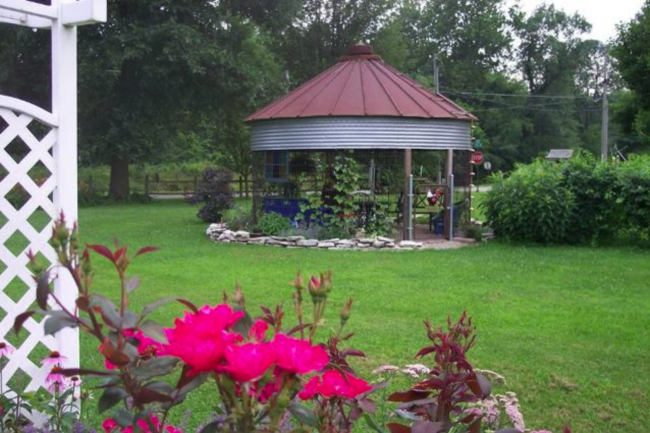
[[0, 0, 106, 411]]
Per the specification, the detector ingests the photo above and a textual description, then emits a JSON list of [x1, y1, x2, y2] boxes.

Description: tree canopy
[[0, 0, 646, 198]]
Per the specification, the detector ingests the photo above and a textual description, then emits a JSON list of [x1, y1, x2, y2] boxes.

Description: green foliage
[[559, 152, 621, 243], [188, 169, 235, 223], [616, 154, 650, 241], [483, 160, 576, 244], [460, 218, 488, 242], [276, 0, 391, 83], [295, 154, 394, 238], [224, 207, 255, 232], [613, 1, 650, 109], [484, 155, 650, 245], [332, 154, 363, 221], [256, 212, 293, 236]]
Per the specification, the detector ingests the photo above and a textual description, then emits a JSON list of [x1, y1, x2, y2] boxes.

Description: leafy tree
[[276, 0, 391, 84], [220, 0, 302, 32], [612, 0, 650, 153], [76, 1, 284, 199], [0, 27, 50, 109], [612, 91, 650, 153], [419, 0, 513, 91], [509, 4, 594, 158]]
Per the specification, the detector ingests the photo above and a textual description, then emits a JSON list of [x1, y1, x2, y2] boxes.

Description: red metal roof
[[246, 44, 476, 123]]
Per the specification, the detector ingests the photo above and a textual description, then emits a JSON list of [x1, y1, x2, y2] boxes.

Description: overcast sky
[[511, 0, 646, 42]]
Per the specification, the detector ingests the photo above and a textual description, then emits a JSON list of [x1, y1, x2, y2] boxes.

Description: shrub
[[483, 160, 576, 244], [256, 212, 292, 236], [224, 207, 254, 232], [484, 155, 650, 245], [187, 168, 234, 223], [559, 153, 621, 244], [617, 154, 650, 242]]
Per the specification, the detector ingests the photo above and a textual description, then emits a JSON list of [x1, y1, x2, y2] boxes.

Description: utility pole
[[433, 54, 440, 94], [601, 54, 609, 162]]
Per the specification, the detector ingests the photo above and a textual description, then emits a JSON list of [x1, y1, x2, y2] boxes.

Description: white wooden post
[[51, 0, 81, 372], [0, 0, 106, 418]]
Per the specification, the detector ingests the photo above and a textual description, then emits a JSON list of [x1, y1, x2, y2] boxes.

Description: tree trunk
[[109, 156, 130, 200]]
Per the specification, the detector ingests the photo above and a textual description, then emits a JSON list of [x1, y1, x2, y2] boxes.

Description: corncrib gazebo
[[245, 44, 476, 241]]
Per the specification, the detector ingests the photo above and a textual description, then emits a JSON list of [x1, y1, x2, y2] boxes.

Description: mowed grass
[[76, 200, 649, 432]]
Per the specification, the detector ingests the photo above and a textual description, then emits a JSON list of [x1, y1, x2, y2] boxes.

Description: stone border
[[206, 224, 424, 251]]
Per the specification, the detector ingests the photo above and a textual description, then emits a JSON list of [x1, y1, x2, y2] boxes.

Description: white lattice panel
[[0, 0, 104, 415], [0, 101, 62, 395]]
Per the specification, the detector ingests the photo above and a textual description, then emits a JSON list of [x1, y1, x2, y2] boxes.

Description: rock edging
[[206, 224, 423, 251]]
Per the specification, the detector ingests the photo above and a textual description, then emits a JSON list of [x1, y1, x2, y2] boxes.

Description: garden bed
[[207, 224, 423, 250], [207, 224, 477, 250]]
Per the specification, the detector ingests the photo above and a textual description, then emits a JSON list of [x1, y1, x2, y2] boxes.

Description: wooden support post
[[444, 149, 454, 240], [403, 148, 412, 240], [252, 153, 261, 224]]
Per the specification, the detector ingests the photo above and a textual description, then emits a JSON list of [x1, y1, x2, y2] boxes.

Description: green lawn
[[76, 200, 649, 432]]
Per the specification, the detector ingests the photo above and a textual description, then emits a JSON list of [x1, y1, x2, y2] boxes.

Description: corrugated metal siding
[[250, 117, 472, 151]]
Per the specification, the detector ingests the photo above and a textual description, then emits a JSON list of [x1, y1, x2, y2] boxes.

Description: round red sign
[[471, 151, 484, 165]]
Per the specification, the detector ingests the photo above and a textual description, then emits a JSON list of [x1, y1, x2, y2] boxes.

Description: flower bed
[[206, 224, 424, 250]]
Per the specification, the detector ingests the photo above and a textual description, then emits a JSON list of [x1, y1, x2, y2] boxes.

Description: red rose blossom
[[273, 334, 329, 374], [298, 375, 321, 400], [249, 320, 269, 342], [163, 304, 244, 375], [102, 415, 182, 433], [298, 370, 371, 400], [222, 342, 276, 382]]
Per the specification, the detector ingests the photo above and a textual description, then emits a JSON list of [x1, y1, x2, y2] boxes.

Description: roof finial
[[348, 43, 374, 56]]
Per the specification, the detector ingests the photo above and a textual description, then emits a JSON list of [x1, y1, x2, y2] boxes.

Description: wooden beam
[[51, 0, 81, 372], [251, 153, 261, 224], [0, 9, 52, 28], [0, 96, 58, 127], [403, 148, 412, 241], [0, 0, 57, 19], [62, 0, 107, 26]]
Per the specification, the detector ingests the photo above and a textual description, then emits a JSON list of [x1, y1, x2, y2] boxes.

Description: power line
[[445, 90, 603, 113], [450, 92, 594, 109], [443, 88, 598, 100], [471, 106, 602, 113]]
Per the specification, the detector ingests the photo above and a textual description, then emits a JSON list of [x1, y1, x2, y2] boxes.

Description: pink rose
[[249, 320, 269, 342], [222, 342, 276, 382], [273, 334, 329, 374], [163, 304, 244, 375], [103, 415, 183, 433], [299, 370, 371, 400], [298, 375, 321, 400]]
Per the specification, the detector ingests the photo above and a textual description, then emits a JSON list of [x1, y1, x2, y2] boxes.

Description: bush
[[256, 212, 292, 236], [617, 154, 650, 242], [187, 168, 234, 223], [224, 207, 254, 232], [559, 153, 621, 243], [484, 154, 650, 245], [483, 160, 576, 244]]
